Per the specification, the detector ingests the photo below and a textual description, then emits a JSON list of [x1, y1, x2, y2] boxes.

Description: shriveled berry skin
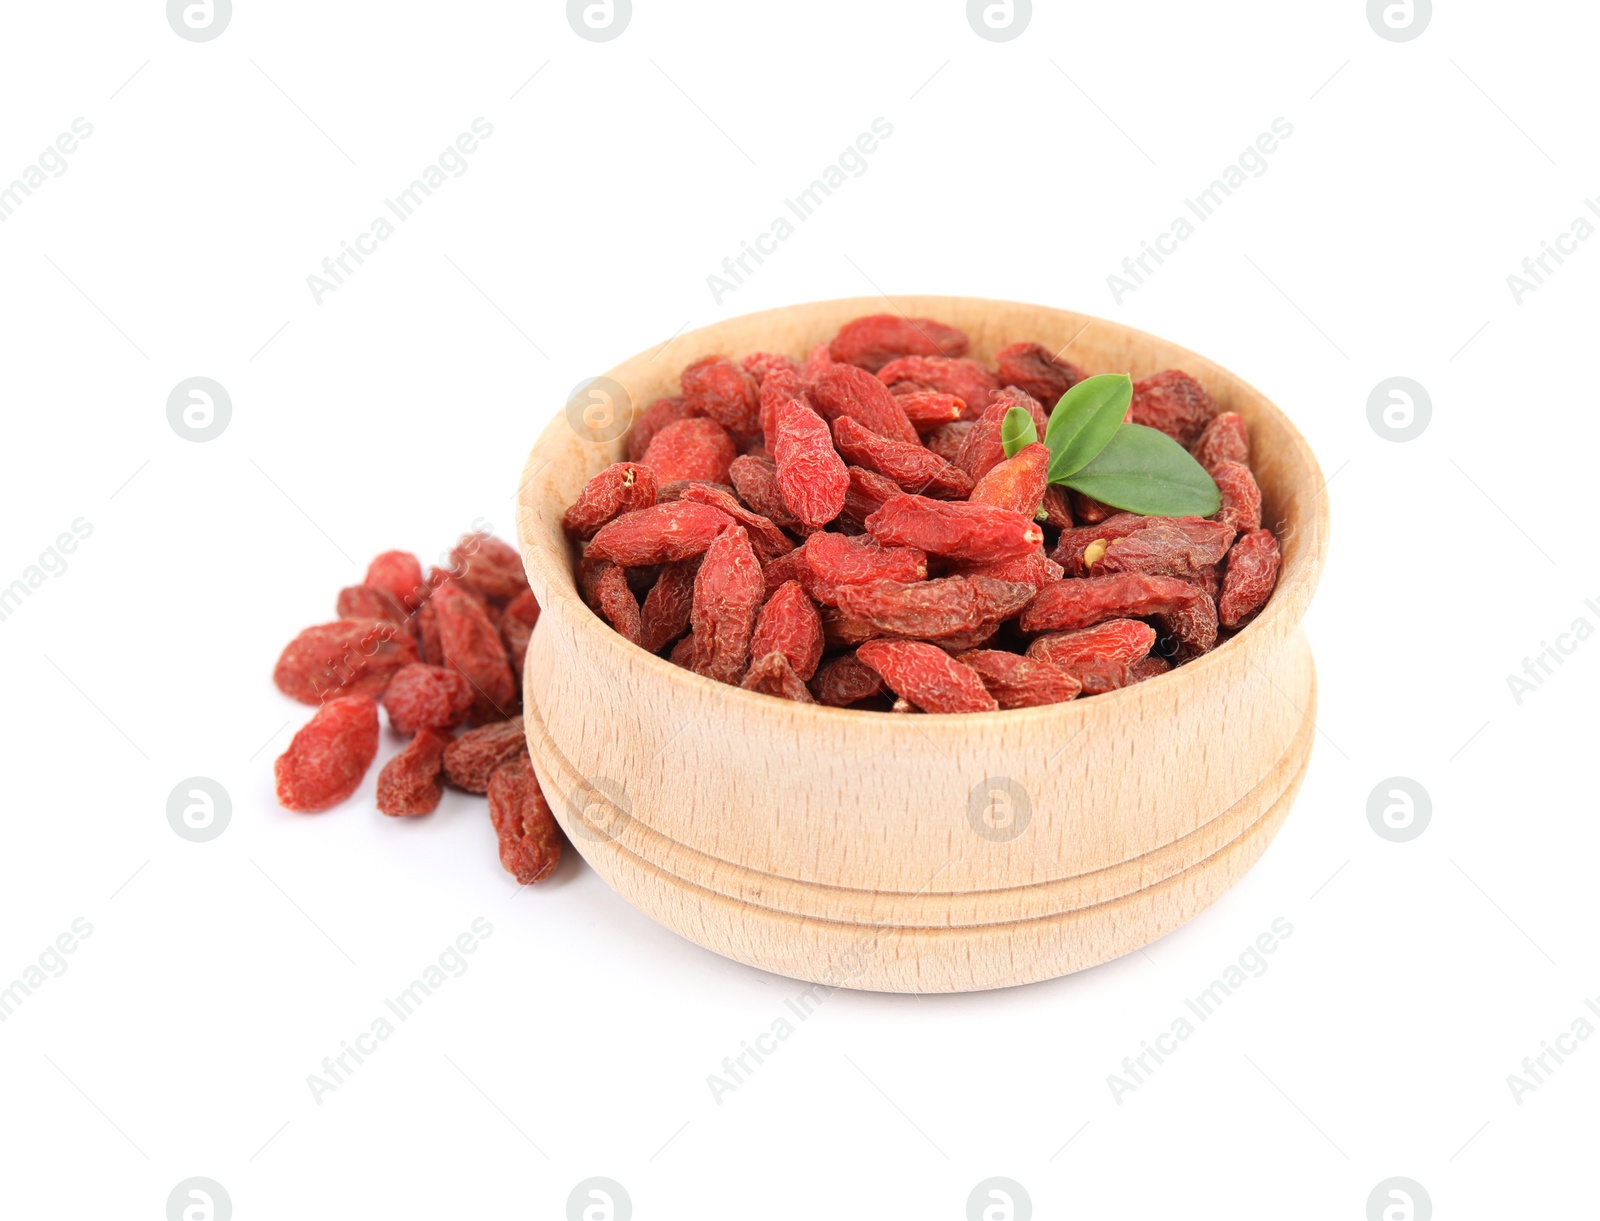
[[798, 531, 927, 606], [585, 502, 735, 566], [1021, 573, 1202, 634], [893, 391, 965, 432], [750, 580, 824, 680], [1130, 369, 1218, 448], [1093, 517, 1235, 580], [1190, 411, 1249, 471], [742, 351, 802, 385], [1050, 513, 1147, 574], [728, 455, 802, 529], [856, 640, 998, 714], [1039, 486, 1074, 530], [968, 442, 1049, 516], [679, 481, 794, 563], [877, 356, 1000, 420], [772, 396, 849, 529], [499, 590, 540, 677], [828, 314, 968, 371], [838, 465, 905, 533], [967, 576, 1035, 625], [865, 494, 1044, 563], [690, 525, 765, 684], [758, 365, 810, 445], [274, 619, 419, 705], [958, 649, 1082, 708], [954, 391, 1047, 482], [639, 559, 699, 654], [924, 420, 974, 465], [563, 463, 660, 539], [993, 341, 1086, 412], [592, 560, 643, 644], [376, 727, 452, 816], [831, 415, 972, 498], [740, 652, 815, 702], [761, 549, 803, 598], [810, 651, 886, 706], [275, 695, 380, 812], [1130, 655, 1173, 682], [1028, 619, 1156, 669], [800, 341, 835, 381], [336, 584, 410, 626], [416, 600, 442, 665], [809, 364, 920, 445], [1210, 460, 1262, 534], [382, 663, 475, 735], [953, 550, 1064, 592], [443, 717, 527, 793], [627, 395, 698, 463], [681, 355, 761, 435], [488, 753, 562, 884], [1070, 490, 1117, 524], [450, 533, 530, 601], [364, 550, 426, 610], [433, 583, 517, 724], [1219, 528, 1281, 628], [668, 632, 697, 669], [836, 577, 981, 639], [642, 417, 738, 485]]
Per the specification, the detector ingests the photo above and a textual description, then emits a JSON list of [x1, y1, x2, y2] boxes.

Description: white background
[[1, 2, 1595, 1218]]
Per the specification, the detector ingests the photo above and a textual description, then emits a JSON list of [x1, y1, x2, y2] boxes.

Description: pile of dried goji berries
[[271, 534, 562, 884], [563, 314, 1282, 713]]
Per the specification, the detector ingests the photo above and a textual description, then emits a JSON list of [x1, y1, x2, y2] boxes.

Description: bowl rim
[[517, 295, 1328, 727]]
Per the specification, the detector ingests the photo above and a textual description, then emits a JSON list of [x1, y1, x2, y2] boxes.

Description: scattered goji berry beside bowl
[[517, 297, 1327, 993]]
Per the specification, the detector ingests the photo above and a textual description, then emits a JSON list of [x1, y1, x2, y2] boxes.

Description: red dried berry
[[758, 365, 809, 443], [1070, 490, 1117, 524], [679, 482, 794, 563], [800, 341, 835, 380], [810, 363, 919, 445], [740, 652, 815, 702], [639, 559, 699, 654], [690, 525, 764, 684], [866, 494, 1044, 563], [499, 590, 540, 676], [925, 420, 974, 465], [876, 356, 1001, 419], [1218, 528, 1281, 628], [1094, 517, 1235, 580], [563, 463, 660, 539], [798, 531, 927, 606], [628, 396, 698, 463], [958, 650, 1082, 708], [1039, 486, 1074, 529], [681, 355, 761, 435], [488, 753, 563, 884], [449, 533, 530, 601], [1191, 411, 1249, 471], [1211, 460, 1263, 534], [968, 442, 1050, 516], [953, 550, 1064, 592], [1130, 655, 1173, 682], [593, 560, 643, 645], [771, 396, 849, 529], [364, 550, 426, 610], [831, 415, 973, 499], [382, 663, 475, 736], [742, 351, 802, 386], [761, 549, 803, 598], [1020, 573, 1203, 634], [968, 576, 1035, 625], [828, 314, 968, 372], [642, 417, 738, 485], [894, 391, 965, 432], [376, 727, 452, 816], [669, 633, 697, 669], [855, 640, 998, 714], [835, 577, 981, 639], [442, 717, 527, 793], [810, 651, 886, 706], [274, 694, 380, 812], [750, 579, 824, 680], [416, 600, 442, 665], [1028, 619, 1156, 670], [433, 583, 517, 724], [336, 584, 410, 626], [993, 341, 1087, 412], [585, 502, 735, 566], [728, 455, 802, 529], [1157, 586, 1218, 660], [1130, 370, 1218, 448], [273, 619, 419, 705], [837, 465, 906, 533], [1050, 513, 1147, 574]]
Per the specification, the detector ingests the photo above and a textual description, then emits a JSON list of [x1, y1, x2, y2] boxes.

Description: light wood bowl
[[516, 297, 1327, 993]]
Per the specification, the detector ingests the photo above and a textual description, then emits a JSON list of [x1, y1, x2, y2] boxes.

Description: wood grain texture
[[515, 297, 1328, 992]]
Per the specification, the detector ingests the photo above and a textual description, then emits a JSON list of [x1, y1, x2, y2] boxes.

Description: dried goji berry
[[771, 396, 849, 529], [761, 549, 803, 597], [1049, 512, 1146, 574], [669, 632, 697, 669], [855, 640, 998, 714], [1093, 517, 1235, 579], [274, 694, 380, 812], [740, 652, 815, 702], [810, 363, 919, 445], [449, 533, 530, 601], [416, 599, 442, 664], [364, 550, 426, 610], [876, 356, 1000, 419], [1153, 586, 1218, 661], [1210, 460, 1262, 534], [758, 365, 809, 445], [642, 417, 738, 485], [835, 577, 981, 639], [376, 726, 452, 816], [893, 391, 965, 432], [1191, 411, 1249, 471], [810, 651, 886, 706], [1027, 619, 1155, 669], [742, 351, 802, 386], [750, 579, 823, 680], [639, 559, 699, 654], [690, 525, 764, 684], [1069, 490, 1117, 524], [798, 530, 927, 606], [681, 355, 761, 436], [924, 420, 974, 465], [679, 481, 795, 563], [593, 560, 643, 645], [994, 341, 1087, 412], [800, 341, 835, 381], [820, 605, 881, 649], [1130, 369, 1218, 448], [563, 463, 660, 539], [953, 399, 1013, 482], [628, 395, 698, 463], [336, 584, 410, 626], [1039, 486, 1074, 529], [968, 442, 1050, 516], [1129, 655, 1173, 682], [585, 502, 735, 566], [433, 583, 517, 724], [728, 455, 802, 529], [866, 494, 1043, 563], [967, 576, 1035, 625], [443, 717, 527, 793], [1020, 572, 1201, 634], [1218, 528, 1280, 628], [488, 752, 562, 884], [274, 619, 419, 705], [382, 663, 475, 735], [958, 649, 1081, 708], [831, 415, 972, 499], [828, 314, 968, 371], [953, 550, 1064, 591], [499, 590, 540, 676]]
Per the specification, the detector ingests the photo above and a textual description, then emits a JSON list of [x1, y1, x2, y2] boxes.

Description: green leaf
[[1060, 424, 1222, 516], [1000, 406, 1037, 457], [1043, 373, 1133, 483]]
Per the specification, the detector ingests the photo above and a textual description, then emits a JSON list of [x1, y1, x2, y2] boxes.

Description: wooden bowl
[[515, 297, 1327, 993]]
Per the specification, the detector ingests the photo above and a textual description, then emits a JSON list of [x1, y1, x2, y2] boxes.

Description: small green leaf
[[1000, 406, 1037, 458], [1060, 424, 1222, 517], [1043, 373, 1133, 483]]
